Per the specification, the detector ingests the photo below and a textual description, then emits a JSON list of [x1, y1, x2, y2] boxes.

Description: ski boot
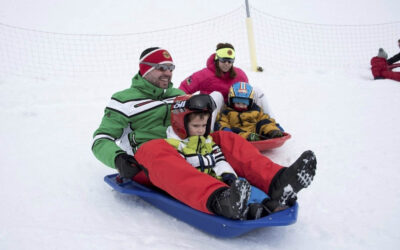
[[209, 179, 251, 220], [264, 150, 317, 212]]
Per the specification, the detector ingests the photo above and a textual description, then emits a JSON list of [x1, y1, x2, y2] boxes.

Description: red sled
[[250, 132, 291, 152]]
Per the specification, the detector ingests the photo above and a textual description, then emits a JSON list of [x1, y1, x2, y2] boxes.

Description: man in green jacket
[[92, 47, 184, 168], [92, 47, 317, 220]]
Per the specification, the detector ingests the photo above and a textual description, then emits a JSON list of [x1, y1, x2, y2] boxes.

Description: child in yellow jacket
[[215, 82, 283, 141]]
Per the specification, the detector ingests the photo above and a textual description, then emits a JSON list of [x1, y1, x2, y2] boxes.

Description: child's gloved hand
[[265, 130, 283, 139], [221, 173, 237, 186], [247, 133, 261, 141]]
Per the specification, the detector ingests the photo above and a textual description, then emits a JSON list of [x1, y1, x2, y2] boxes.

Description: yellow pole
[[245, 0, 259, 72], [246, 17, 258, 72]]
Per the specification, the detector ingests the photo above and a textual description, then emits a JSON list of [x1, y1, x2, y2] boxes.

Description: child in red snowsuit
[[371, 48, 400, 82]]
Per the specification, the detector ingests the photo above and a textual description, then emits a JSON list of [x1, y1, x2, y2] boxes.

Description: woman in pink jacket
[[180, 43, 275, 127], [180, 43, 248, 103], [180, 43, 278, 129]]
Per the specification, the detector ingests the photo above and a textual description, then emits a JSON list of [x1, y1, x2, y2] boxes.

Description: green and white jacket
[[92, 73, 184, 169], [165, 126, 237, 179]]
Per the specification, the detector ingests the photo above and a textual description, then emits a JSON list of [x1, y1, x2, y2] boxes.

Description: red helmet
[[170, 94, 216, 139]]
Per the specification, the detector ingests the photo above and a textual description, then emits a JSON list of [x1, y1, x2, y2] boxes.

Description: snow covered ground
[[1, 1, 400, 249]]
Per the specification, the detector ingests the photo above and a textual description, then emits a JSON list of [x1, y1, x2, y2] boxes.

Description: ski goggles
[[217, 58, 235, 64], [141, 62, 175, 72], [186, 94, 216, 112]]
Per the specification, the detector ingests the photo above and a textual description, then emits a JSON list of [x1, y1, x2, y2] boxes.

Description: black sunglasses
[[218, 58, 235, 64], [186, 94, 216, 112], [141, 62, 175, 71]]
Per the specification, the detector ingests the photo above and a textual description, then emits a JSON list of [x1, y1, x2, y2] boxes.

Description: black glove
[[221, 173, 238, 186], [265, 130, 283, 139], [115, 153, 142, 179]]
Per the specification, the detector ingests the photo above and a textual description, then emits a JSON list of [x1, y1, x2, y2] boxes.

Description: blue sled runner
[[104, 173, 298, 238]]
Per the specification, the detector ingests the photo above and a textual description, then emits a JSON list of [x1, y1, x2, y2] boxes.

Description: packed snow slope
[[1, 0, 400, 249]]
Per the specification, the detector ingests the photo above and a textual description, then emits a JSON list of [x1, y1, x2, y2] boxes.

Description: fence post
[[245, 0, 261, 72]]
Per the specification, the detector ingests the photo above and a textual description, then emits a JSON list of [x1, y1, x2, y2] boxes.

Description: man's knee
[[135, 139, 180, 162]]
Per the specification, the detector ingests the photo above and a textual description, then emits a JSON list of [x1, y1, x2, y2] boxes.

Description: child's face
[[233, 102, 248, 110], [187, 114, 209, 136]]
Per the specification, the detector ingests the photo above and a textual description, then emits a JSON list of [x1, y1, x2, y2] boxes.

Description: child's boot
[[247, 203, 265, 220], [208, 179, 251, 220]]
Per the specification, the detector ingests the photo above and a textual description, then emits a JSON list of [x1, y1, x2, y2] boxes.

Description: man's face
[[144, 64, 173, 89]]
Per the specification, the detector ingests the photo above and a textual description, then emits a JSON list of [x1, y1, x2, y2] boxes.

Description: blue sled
[[104, 174, 298, 238]]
